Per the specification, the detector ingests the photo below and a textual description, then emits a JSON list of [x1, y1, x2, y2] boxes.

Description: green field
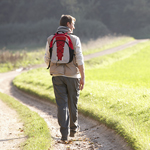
[[13, 40, 150, 149]]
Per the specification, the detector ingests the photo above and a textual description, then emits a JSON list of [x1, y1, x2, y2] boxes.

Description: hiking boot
[[70, 131, 75, 137], [70, 126, 80, 137], [61, 136, 68, 141]]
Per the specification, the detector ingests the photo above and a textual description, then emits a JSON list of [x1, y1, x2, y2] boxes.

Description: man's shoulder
[[69, 34, 80, 42], [47, 35, 54, 44], [47, 33, 80, 44], [47, 35, 54, 40], [69, 34, 79, 39]]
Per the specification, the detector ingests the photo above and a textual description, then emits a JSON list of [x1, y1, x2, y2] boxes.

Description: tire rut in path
[[0, 99, 26, 150]]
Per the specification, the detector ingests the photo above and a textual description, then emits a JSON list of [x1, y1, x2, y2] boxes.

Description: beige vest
[[47, 34, 80, 76]]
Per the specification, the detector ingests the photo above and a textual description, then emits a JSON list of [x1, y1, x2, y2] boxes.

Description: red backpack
[[47, 32, 74, 69]]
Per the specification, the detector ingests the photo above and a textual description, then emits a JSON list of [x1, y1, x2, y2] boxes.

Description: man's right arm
[[44, 41, 50, 66]]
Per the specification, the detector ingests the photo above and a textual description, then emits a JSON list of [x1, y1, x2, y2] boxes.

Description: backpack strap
[[47, 33, 58, 69], [47, 32, 74, 69]]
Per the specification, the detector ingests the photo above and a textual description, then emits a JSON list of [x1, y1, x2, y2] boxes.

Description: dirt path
[[0, 100, 26, 150], [0, 39, 148, 150]]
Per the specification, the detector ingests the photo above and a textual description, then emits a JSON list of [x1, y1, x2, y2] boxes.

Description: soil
[[0, 39, 148, 150]]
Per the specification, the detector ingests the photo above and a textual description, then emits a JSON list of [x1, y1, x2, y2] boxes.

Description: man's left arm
[[78, 64, 85, 90], [75, 37, 85, 90]]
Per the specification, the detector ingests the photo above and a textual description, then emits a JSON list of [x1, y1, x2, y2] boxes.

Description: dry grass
[[0, 50, 27, 63], [82, 35, 134, 54]]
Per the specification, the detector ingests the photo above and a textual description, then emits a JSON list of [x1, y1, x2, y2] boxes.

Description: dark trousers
[[52, 76, 80, 138]]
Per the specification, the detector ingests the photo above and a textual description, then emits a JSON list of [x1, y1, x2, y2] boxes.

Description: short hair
[[60, 15, 76, 26]]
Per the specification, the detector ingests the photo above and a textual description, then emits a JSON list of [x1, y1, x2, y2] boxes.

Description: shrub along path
[[0, 39, 148, 150]]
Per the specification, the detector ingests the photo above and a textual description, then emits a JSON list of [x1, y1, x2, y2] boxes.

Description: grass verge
[[0, 92, 51, 150], [13, 40, 150, 149]]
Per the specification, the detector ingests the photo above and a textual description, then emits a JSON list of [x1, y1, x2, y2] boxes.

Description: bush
[[0, 19, 110, 46], [130, 25, 150, 39], [0, 18, 58, 46], [75, 19, 110, 39]]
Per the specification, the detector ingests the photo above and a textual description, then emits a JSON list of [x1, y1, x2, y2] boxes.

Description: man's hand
[[79, 77, 85, 91], [78, 65, 85, 91]]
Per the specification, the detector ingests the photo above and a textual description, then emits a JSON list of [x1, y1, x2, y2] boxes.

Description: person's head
[[60, 15, 76, 33]]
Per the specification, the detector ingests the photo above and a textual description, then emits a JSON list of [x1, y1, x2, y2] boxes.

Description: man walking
[[44, 15, 85, 141]]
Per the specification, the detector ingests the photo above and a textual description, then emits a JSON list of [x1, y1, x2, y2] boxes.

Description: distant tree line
[[0, 0, 150, 46]]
